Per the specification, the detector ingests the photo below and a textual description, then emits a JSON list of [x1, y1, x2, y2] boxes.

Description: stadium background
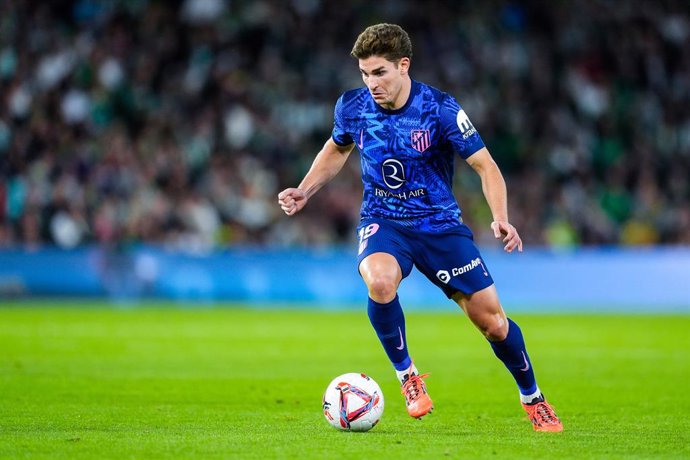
[[0, 0, 688, 308]]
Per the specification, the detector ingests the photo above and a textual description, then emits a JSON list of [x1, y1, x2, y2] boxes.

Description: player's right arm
[[278, 138, 354, 216]]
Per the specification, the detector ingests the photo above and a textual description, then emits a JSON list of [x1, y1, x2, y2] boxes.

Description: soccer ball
[[322, 373, 384, 432]]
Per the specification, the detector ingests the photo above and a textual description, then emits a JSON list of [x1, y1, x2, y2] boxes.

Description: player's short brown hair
[[350, 23, 413, 62]]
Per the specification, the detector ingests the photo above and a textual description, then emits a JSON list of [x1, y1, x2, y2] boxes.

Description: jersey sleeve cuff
[[332, 135, 354, 147]]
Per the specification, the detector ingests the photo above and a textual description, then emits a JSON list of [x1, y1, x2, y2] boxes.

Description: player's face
[[359, 56, 410, 110]]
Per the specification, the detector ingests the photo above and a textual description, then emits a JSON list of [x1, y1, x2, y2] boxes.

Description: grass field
[[1, 303, 689, 459]]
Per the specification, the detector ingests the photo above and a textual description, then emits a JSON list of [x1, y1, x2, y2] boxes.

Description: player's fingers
[[281, 200, 301, 215], [505, 234, 522, 253], [491, 222, 502, 238], [502, 226, 515, 243], [278, 189, 299, 201], [502, 231, 514, 250]]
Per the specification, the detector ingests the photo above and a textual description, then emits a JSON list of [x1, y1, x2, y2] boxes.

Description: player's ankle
[[520, 387, 543, 405], [395, 362, 419, 384]]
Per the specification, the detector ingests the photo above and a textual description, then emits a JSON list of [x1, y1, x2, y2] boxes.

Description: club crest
[[411, 129, 430, 153]]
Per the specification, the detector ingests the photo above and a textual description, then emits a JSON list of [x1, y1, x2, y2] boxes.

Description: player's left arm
[[465, 147, 523, 253]]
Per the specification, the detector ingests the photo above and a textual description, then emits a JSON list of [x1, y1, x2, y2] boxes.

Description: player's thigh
[[452, 285, 508, 340]]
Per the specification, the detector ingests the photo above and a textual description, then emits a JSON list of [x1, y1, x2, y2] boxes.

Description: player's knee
[[367, 276, 397, 303], [482, 317, 508, 341]]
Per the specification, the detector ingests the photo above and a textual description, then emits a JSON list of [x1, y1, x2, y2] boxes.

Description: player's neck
[[381, 76, 412, 111]]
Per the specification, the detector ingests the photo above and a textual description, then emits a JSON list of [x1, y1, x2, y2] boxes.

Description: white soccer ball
[[322, 373, 384, 432]]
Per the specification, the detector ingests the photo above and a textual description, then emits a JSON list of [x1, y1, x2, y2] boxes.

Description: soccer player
[[278, 23, 562, 432]]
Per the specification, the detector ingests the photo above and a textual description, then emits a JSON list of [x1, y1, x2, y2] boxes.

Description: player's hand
[[278, 188, 308, 216], [491, 221, 523, 253]]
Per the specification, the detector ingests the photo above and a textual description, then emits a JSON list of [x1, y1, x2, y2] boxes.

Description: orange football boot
[[401, 373, 433, 419], [522, 398, 563, 432]]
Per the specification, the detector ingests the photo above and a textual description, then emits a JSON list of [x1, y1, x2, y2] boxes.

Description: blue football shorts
[[356, 218, 494, 298]]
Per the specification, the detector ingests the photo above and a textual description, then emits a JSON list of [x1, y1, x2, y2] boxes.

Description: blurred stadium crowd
[[1, 0, 689, 251]]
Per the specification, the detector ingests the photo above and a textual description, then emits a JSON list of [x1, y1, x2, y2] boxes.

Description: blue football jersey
[[331, 79, 485, 232]]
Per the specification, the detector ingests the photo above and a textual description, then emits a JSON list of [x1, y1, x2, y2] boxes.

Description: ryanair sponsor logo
[[379, 158, 426, 199], [382, 158, 406, 189], [375, 188, 425, 200]]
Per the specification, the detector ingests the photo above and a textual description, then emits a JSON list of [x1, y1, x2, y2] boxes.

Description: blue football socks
[[367, 295, 411, 371], [489, 317, 538, 395]]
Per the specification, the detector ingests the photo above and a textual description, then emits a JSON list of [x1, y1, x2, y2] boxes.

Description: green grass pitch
[[1, 303, 689, 459]]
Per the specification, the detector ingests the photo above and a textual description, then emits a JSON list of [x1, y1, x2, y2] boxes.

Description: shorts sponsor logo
[[436, 270, 451, 284], [451, 257, 483, 276], [437, 258, 487, 284]]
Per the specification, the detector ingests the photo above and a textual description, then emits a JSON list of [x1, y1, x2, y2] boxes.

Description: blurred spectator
[[1, 0, 689, 250]]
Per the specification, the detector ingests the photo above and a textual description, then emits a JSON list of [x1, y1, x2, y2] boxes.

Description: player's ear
[[399, 57, 410, 75]]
